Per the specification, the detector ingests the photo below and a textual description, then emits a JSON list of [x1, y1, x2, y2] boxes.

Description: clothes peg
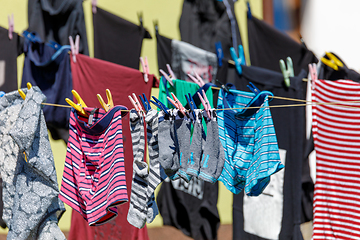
[[8, 14, 14, 40], [185, 93, 197, 119], [321, 52, 344, 71], [247, 1, 252, 19], [167, 93, 187, 116], [0, 91, 5, 98], [279, 57, 294, 88], [216, 79, 233, 95], [97, 89, 114, 112], [197, 90, 211, 118], [140, 57, 150, 83], [238, 91, 274, 118], [92, 0, 97, 14], [247, 82, 260, 95], [151, 96, 170, 116], [69, 35, 80, 63], [215, 41, 223, 67], [160, 69, 174, 87], [194, 72, 206, 87], [166, 64, 177, 80], [65, 90, 88, 117], [128, 93, 144, 116], [138, 12, 143, 26], [230, 45, 246, 75], [308, 63, 318, 82], [187, 74, 202, 87], [18, 82, 33, 100], [153, 20, 159, 34], [139, 93, 151, 113]]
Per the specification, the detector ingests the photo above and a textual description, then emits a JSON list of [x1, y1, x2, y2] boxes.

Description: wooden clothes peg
[[65, 90, 88, 116], [8, 14, 14, 40], [279, 57, 294, 88], [97, 89, 114, 112]]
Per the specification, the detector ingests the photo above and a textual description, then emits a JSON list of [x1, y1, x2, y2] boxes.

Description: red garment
[[69, 54, 158, 240]]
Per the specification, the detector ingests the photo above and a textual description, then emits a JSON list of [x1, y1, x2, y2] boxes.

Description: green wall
[[0, 0, 263, 232]]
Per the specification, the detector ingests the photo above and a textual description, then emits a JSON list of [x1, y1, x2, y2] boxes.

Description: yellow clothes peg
[[65, 90, 88, 117], [97, 89, 114, 112], [18, 82, 33, 100], [321, 52, 344, 71]]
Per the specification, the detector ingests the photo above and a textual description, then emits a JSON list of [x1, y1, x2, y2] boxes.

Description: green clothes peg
[[279, 57, 294, 87]]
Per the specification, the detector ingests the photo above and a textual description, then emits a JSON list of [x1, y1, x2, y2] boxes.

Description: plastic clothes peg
[[18, 82, 33, 100], [8, 14, 14, 40], [92, 0, 97, 14], [247, 1, 252, 19], [160, 69, 174, 87], [140, 57, 149, 83], [65, 90, 88, 116], [185, 93, 197, 119], [197, 90, 211, 118], [320, 52, 344, 71], [97, 89, 114, 112], [308, 63, 318, 82], [230, 45, 246, 75], [167, 93, 187, 116], [0, 91, 5, 97], [128, 93, 144, 116], [279, 57, 294, 88], [166, 64, 177, 80], [139, 93, 151, 112], [187, 74, 202, 87], [69, 35, 80, 63], [151, 96, 170, 116]]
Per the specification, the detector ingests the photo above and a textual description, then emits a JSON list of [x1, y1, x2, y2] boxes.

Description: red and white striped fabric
[[312, 79, 360, 239]]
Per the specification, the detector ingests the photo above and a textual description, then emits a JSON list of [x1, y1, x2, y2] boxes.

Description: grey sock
[[158, 110, 180, 179], [174, 111, 192, 182], [127, 160, 149, 229], [145, 109, 167, 223], [198, 109, 226, 183], [186, 109, 204, 177], [130, 110, 145, 163]]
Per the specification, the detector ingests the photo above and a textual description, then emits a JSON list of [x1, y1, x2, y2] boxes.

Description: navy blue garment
[[21, 32, 72, 142]]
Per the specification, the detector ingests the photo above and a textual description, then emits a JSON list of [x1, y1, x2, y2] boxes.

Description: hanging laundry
[[60, 106, 129, 226], [318, 52, 360, 82], [94, 7, 152, 69], [27, 0, 89, 55], [21, 31, 72, 143], [0, 26, 24, 93], [157, 79, 220, 240], [156, 33, 172, 78], [247, 13, 317, 75], [312, 79, 360, 239], [217, 87, 284, 196], [0, 87, 65, 240], [224, 65, 309, 240], [68, 54, 157, 240], [179, 0, 242, 59]]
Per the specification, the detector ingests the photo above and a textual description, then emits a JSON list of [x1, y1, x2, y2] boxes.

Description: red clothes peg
[[128, 93, 144, 116], [140, 56, 149, 83], [8, 14, 14, 40], [167, 93, 186, 116]]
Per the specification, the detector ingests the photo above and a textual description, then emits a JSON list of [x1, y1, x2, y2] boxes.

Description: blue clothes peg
[[236, 90, 274, 118], [151, 96, 170, 116], [230, 45, 246, 75], [279, 57, 294, 88], [0, 91, 5, 97], [215, 41, 224, 67], [247, 1, 252, 19], [185, 93, 197, 119], [139, 93, 151, 113]]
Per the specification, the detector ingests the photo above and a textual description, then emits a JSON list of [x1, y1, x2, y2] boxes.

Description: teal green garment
[[158, 77, 214, 132], [158, 78, 214, 109]]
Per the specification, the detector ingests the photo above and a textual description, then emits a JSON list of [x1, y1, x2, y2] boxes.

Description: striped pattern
[[217, 89, 283, 196], [59, 106, 128, 226], [312, 79, 360, 239], [130, 110, 146, 163]]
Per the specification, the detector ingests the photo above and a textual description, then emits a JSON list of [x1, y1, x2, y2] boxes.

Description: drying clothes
[[21, 33, 72, 143], [172, 39, 218, 83], [0, 26, 24, 93], [179, 0, 242, 60], [157, 80, 220, 240], [217, 88, 283, 195], [312, 79, 360, 239], [228, 65, 308, 240], [27, 0, 88, 55], [156, 33, 172, 77], [248, 15, 317, 75], [318, 52, 360, 82], [60, 106, 128, 226], [69, 54, 157, 240], [94, 6, 151, 69], [0, 87, 65, 240]]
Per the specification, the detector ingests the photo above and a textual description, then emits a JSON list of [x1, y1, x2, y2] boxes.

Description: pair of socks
[[127, 109, 167, 229]]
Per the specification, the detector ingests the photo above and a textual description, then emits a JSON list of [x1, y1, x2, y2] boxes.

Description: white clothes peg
[[69, 35, 80, 63]]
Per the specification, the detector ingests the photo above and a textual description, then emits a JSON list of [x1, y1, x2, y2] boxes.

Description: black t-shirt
[[27, 0, 89, 55], [156, 32, 172, 75], [248, 16, 317, 75], [225, 65, 308, 240], [157, 179, 220, 240], [0, 26, 24, 93], [179, 0, 242, 60], [94, 7, 152, 69]]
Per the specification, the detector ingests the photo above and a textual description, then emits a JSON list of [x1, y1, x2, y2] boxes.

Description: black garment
[[156, 33, 172, 75], [93, 7, 151, 69], [227, 65, 307, 240], [157, 179, 220, 240], [248, 16, 317, 75], [0, 27, 24, 93], [318, 52, 360, 82], [27, 0, 88, 55], [179, 0, 241, 60], [301, 132, 314, 223], [21, 34, 72, 143]]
